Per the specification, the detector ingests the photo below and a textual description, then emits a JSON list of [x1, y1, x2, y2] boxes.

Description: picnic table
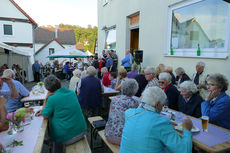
[[0, 106, 48, 153], [21, 89, 48, 103]]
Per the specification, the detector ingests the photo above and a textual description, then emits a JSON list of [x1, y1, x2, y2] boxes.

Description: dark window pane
[[4, 24, 13, 35]]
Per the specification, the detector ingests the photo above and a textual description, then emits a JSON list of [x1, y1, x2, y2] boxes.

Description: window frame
[[49, 48, 55, 60], [104, 26, 116, 51], [166, 0, 230, 59], [3, 24, 13, 35]]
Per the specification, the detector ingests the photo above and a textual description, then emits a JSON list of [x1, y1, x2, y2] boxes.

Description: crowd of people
[[1, 49, 230, 153]]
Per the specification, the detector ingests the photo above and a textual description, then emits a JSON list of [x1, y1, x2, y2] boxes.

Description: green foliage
[[58, 24, 98, 54]]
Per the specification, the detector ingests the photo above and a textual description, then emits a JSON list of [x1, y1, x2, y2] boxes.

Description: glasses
[[158, 81, 165, 84]]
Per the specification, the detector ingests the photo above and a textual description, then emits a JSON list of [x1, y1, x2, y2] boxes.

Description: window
[[103, 0, 109, 5], [168, 0, 230, 58], [105, 29, 116, 50], [49, 48, 55, 60], [3, 24, 13, 35]]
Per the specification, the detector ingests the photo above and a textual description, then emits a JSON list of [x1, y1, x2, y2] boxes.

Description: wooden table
[[21, 90, 48, 103], [0, 106, 48, 153], [103, 86, 120, 95]]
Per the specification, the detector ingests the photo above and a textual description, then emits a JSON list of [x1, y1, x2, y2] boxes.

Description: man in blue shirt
[[32, 60, 41, 82], [2, 69, 29, 112], [105, 53, 113, 72], [121, 50, 133, 71]]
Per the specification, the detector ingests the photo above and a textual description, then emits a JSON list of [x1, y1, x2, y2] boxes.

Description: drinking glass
[[201, 116, 209, 132], [175, 112, 183, 122]]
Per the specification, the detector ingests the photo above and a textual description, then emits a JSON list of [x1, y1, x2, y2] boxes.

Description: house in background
[[0, 0, 38, 81], [98, 0, 230, 94], [34, 27, 76, 65]]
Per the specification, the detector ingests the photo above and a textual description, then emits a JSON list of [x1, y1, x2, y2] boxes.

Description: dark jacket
[[134, 74, 148, 97], [178, 92, 203, 118], [176, 73, 190, 85], [165, 85, 180, 111]]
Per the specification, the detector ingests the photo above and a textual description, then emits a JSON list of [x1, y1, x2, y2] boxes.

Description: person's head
[[87, 66, 96, 76], [196, 61, 205, 74], [81, 70, 88, 78], [110, 50, 114, 54], [35, 60, 39, 64], [175, 67, 185, 77], [101, 67, 108, 75], [94, 56, 98, 60], [206, 73, 228, 93], [90, 56, 94, 60], [73, 69, 81, 78], [156, 64, 165, 76], [125, 50, 130, 55], [106, 52, 111, 58], [179, 81, 197, 99], [44, 75, 61, 92], [141, 86, 167, 112], [2, 69, 15, 79], [131, 63, 138, 72], [118, 67, 127, 79], [158, 72, 172, 89], [121, 79, 139, 96], [144, 66, 156, 81], [109, 72, 117, 81], [165, 66, 173, 74], [53, 60, 59, 66]]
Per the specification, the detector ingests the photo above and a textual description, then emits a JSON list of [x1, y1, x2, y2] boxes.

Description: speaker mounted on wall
[[134, 50, 143, 63], [4, 49, 9, 54]]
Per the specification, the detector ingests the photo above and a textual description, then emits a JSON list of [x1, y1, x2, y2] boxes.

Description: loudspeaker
[[4, 49, 9, 54], [134, 50, 143, 63], [223, 0, 230, 3]]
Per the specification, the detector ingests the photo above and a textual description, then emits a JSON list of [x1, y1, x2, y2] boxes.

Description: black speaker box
[[134, 50, 143, 63], [4, 49, 9, 54]]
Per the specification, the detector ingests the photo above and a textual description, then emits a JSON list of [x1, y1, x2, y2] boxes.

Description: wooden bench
[[88, 116, 120, 153], [66, 135, 91, 153]]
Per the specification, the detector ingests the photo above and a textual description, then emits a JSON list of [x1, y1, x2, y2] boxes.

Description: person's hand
[[35, 110, 42, 117], [182, 118, 193, 131], [206, 89, 220, 101], [171, 121, 178, 128], [0, 77, 13, 87]]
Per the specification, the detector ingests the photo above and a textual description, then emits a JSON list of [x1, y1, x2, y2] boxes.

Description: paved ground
[[24, 80, 109, 153]]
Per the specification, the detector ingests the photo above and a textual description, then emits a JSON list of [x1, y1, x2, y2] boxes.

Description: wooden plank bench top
[[98, 130, 120, 153], [66, 136, 91, 153], [88, 116, 103, 127]]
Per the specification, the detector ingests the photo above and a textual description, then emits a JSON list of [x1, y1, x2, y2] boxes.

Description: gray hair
[[175, 67, 185, 75], [87, 66, 96, 76], [207, 73, 228, 92], [44, 75, 61, 92], [3, 69, 15, 79], [144, 66, 155, 75], [131, 63, 138, 71], [121, 79, 139, 96], [179, 81, 197, 94], [197, 61, 205, 67], [73, 69, 81, 76], [141, 86, 167, 107], [81, 70, 88, 78], [159, 72, 172, 82], [101, 67, 108, 73]]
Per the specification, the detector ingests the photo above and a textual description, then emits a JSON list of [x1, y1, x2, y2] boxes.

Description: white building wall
[[35, 41, 65, 65], [98, 0, 230, 94], [62, 44, 75, 49]]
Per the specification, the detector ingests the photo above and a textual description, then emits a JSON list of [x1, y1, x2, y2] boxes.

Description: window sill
[[164, 52, 228, 59]]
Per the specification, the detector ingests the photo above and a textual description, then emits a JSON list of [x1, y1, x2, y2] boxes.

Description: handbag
[[92, 119, 106, 131]]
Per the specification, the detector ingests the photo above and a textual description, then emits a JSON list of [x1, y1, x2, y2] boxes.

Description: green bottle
[[170, 47, 174, 55], [197, 44, 201, 56]]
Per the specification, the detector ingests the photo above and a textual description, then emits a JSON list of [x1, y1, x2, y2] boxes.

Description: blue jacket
[[202, 92, 230, 130], [120, 108, 192, 153], [121, 54, 131, 68]]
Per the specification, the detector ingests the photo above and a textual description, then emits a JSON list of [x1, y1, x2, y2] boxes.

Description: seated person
[[202, 73, 230, 130], [175, 67, 190, 86], [165, 66, 176, 85], [120, 87, 193, 153], [158, 72, 180, 111], [178, 81, 203, 118], [127, 63, 138, 79], [104, 79, 139, 145], [109, 72, 117, 89], [134, 69, 148, 97], [36, 75, 87, 153], [0, 96, 9, 132], [144, 66, 159, 90], [115, 67, 127, 91], [2, 69, 29, 113], [101, 67, 110, 87]]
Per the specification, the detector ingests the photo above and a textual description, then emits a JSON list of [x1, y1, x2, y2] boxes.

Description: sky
[[14, 0, 98, 27]]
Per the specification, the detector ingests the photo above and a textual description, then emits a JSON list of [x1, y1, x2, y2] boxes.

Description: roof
[[0, 42, 31, 56], [9, 0, 37, 26], [35, 39, 65, 55], [35, 27, 76, 45]]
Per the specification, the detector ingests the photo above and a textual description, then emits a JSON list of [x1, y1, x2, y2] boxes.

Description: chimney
[[55, 25, 58, 38]]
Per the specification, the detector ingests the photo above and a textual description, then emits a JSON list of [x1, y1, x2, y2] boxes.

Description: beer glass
[[201, 116, 209, 132]]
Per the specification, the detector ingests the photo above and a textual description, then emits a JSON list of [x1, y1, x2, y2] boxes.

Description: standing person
[[192, 61, 208, 100], [53, 60, 62, 79], [98, 58, 105, 79], [35, 75, 87, 153], [111, 50, 118, 72], [121, 50, 132, 71], [69, 69, 81, 91], [64, 62, 72, 80], [105, 53, 113, 72], [92, 56, 99, 77], [32, 60, 41, 82]]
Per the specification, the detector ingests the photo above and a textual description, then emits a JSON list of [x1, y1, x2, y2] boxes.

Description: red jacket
[[102, 72, 111, 87]]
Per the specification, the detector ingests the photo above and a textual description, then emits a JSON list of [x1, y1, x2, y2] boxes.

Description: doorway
[[130, 28, 139, 50]]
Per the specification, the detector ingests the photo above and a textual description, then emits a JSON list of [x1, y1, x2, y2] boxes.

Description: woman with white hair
[[159, 72, 180, 111], [178, 81, 203, 118], [104, 79, 139, 145], [144, 66, 159, 90], [77, 66, 103, 117], [120, 86, 193, 153], [175, 67, 190, 86], [69, 69, 81, 91]]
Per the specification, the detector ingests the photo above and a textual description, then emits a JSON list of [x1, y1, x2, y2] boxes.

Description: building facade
[[98, 0, 230, 94]]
